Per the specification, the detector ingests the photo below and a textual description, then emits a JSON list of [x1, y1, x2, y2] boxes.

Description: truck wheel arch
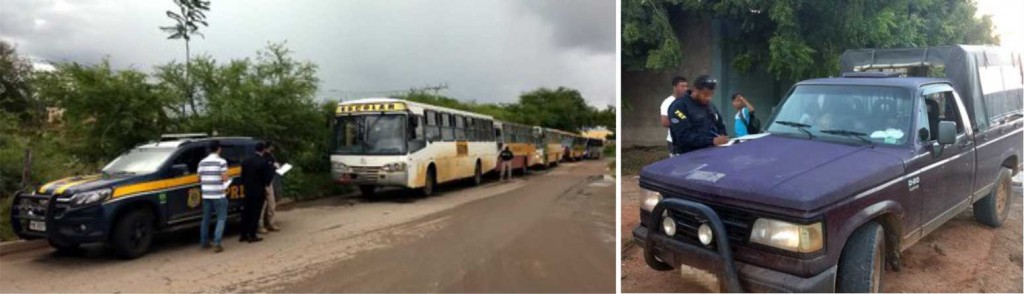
[[836, 200, 905, 271], [108, 198, 163, 234]]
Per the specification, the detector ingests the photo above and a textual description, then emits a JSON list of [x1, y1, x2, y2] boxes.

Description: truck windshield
[[333, 114, 408, 155], [768, 85, 913, 145], [102, 147, 176, 175]]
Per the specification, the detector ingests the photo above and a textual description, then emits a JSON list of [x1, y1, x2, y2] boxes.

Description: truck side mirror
[[171, 164, 189, 177], [936, 121, 956, 145]]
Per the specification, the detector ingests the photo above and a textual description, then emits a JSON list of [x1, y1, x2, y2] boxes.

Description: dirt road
[[0, 160, 615, 293], [621, 175, 1024, 293]]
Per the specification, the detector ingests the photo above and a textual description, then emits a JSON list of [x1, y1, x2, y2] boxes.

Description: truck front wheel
[[837, 221, 885, 293], [973, 168, 1013, 227], [111, 208, 155, 259]]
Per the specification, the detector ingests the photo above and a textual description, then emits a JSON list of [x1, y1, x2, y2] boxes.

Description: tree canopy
[[622, 0, 999, 81]]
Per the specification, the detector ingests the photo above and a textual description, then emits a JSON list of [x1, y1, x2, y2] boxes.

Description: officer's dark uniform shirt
[[668, 92, 727, 155]]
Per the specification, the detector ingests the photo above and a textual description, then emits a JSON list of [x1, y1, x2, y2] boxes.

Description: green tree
[[160, 0, 211, 116], [33, 60, 177, 163], [622, 0, 998, 81], [0, 41, 40, 124]]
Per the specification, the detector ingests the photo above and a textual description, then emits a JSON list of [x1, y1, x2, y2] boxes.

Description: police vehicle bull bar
[[643, 197, 744, 292]]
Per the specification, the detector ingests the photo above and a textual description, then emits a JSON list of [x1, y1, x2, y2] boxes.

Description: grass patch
[[621, 146, 668, 176]]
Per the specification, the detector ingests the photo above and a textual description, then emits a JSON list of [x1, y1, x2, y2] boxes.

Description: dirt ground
[[0, 160, 615, 293], [620, 147, 1024, 293]]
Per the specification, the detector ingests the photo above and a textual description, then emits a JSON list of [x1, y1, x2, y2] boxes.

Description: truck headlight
[[70, 188, 112, 206], [640, 189, 662, 212], [381, 162, 407, 172], [332, 162, 351, 173], [749, 218, 823, 253]]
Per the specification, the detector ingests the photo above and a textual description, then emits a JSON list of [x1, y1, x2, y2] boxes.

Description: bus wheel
[[111, 208, 155, 259], [421, 167, 436, 196], [359, 185, 376, 197], [472, 161, 482, 186]]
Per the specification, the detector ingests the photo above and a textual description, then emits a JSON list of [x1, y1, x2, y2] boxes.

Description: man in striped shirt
[[198, 140, 229, 253]]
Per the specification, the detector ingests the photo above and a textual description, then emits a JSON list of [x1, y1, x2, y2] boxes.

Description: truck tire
[[973, 168, 1013, 227], [837, 221, 885, 293], [359, 185, 376, 197], [48, 237, 82, 256], [111, 208, 155, 259]]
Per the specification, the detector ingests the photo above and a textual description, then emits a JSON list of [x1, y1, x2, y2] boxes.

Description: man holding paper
[[667, 75, 729, 156], [260, 142, 282, 233], [240, 142, 275, 243]]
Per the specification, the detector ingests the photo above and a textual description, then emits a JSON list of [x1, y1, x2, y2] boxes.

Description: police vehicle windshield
[[767, 85, 913, 145], [102, 147, 176, 175], [333, 114, 408, 155]]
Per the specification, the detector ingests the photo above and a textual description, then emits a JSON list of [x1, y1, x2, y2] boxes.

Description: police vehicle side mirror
[[171, 164, 190, 177]]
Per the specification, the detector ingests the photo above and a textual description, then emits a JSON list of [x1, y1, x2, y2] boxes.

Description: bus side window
[[441, 113, 454, 141], [455, 115, 466, 141]]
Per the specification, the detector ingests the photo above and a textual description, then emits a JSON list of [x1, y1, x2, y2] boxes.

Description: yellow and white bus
[[494, 121, 544, 173], [330, 98, 498, 196]]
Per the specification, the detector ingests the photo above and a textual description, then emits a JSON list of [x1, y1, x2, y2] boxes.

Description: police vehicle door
[[166, 144, 208, 224]]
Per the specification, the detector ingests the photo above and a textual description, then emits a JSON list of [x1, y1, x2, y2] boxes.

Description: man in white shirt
[[198, 140, 229, 253], [660, 76, 688, 154]]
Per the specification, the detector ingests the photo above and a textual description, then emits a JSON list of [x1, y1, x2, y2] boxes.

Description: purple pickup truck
[[634, 46, 1023, 292]]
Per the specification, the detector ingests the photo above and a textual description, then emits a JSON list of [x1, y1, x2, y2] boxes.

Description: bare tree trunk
[[186, 40, 197, 117], [20, 148, 32, 189]]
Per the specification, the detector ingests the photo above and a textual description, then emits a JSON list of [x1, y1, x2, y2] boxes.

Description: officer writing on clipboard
[[667, 75, 729, 156]]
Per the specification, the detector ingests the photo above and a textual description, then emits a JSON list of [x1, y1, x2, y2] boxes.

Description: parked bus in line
[[544, 128, 574, 165], [330, 98, 498, 197], [569, 134, 588, 161], [494, 121, 541, 174], [584, 136, 605, 159]]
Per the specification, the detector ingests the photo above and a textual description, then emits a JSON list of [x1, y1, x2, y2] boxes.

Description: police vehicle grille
[[664, 204, 756, 250]]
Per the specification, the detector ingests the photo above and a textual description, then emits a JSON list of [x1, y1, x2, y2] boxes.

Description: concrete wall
[[621, 15, 794, 147], [621, 13, 712, 148]]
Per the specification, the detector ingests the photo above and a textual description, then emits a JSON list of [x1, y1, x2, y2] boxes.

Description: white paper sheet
[[276, 163, 293, 176]]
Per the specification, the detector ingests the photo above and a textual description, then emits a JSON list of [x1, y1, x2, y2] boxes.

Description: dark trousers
[[241, 190, 266, 239]]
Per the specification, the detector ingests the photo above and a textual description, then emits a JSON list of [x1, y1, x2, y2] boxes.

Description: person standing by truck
[[660, 76, 688, 155], [667, 75, 729, 156], [240, 142, 275, 243], [731, 92, 760, 136], [198, 140, 229, 253], [260, 142, 281, 234], [499, 145, 514, 181]]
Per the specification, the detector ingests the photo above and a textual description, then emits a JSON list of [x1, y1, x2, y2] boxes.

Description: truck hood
[[36, 174, 139, 196], [640, 135, 905, 212]]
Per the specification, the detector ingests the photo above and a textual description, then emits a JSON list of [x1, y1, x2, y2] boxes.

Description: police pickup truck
[[11, 134, 258, 259], [634, 45, 1022, 292]]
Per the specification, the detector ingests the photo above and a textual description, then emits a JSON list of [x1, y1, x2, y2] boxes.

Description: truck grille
[[663, 204, 756, 250], [350, 166, 381, 174]]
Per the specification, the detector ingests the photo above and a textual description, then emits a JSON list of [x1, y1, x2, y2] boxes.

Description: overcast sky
[[0, 0, 616, 107]]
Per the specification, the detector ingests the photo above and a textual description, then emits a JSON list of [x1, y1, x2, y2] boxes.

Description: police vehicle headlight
[[332, 162, 351, 173], [70, 188, 112, 206], [640, 189, 662, 212], [749, 218, 823, 253], [381, 162, 407, 172]]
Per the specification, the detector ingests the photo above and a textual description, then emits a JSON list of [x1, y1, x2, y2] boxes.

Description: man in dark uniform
[[668, 75, 730, 156], [240, 142, 275, 243]]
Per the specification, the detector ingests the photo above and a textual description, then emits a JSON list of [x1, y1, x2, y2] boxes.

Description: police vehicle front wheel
[[837, 221, 885, 293], [111, 208, 155, 259]]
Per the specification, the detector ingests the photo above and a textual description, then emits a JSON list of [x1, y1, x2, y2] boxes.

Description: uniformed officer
[[668, 75, 729, 156]]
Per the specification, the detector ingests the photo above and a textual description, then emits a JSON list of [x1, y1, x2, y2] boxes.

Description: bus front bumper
[[335, 170, 409, 187]]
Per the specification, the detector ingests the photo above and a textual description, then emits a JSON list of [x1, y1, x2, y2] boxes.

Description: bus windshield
[[333, 114, 408, 155]]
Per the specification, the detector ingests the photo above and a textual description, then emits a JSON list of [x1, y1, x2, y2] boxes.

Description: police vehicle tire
[[472, 161, 482, 186], [837, 221, 885, 293], [973, 168, 1013, 228], [48, 237, 82, 255], [111, 208, 155, 259], [359, 185, 376, 197]]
